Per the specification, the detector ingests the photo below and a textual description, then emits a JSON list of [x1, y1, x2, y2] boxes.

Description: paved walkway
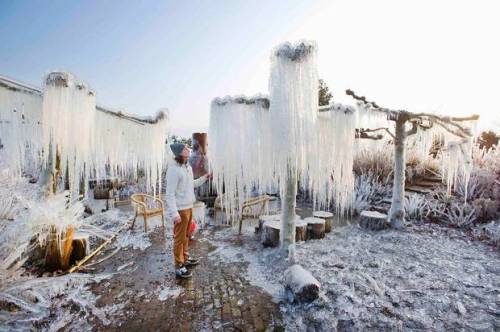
[[90, 223, 284, 331]]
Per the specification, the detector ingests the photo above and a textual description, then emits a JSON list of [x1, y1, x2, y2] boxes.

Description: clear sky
[[1, 0, 499, 136]]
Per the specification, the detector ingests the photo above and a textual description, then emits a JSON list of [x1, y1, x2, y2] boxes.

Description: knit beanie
[[170, 143, 186, 157]]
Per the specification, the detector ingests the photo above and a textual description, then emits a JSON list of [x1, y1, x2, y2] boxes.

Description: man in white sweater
[[166, 143, 209, 278]]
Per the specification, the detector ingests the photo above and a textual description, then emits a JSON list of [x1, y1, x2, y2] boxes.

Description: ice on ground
[[157, 285, 183, 301], [207, 221, 500, 331]]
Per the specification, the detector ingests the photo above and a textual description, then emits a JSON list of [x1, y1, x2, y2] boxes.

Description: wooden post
[[280, 166, 298, 253], [389, 114, 408, 229]]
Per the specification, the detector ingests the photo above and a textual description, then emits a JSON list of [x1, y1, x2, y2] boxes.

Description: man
[[166, 143, 209, 278]]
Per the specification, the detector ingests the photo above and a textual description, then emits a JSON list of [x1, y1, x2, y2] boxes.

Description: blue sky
[[1, 0, 499, 136]]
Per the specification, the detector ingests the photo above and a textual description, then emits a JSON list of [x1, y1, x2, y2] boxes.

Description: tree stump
[[262, 220, 280, 247], [359, 210, 389, 230], [313, 211, 334, 233], [284, 264, 321, 303], [45, 227, 74, 271], [70, 234, 89, 265], [304, 217, 325, 239], [295, 219, 307, 242], [257, 214, 281, 233]]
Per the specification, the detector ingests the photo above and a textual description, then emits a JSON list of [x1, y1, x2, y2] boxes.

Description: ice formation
[[93, 108, 169, 196], [209, 41, 358, 222], [42, 72, 96, 198], [315, 104, 357, 213], [0, 75, 43, 176], [209, 96, 271, 221], [442, 137, 473, 199]]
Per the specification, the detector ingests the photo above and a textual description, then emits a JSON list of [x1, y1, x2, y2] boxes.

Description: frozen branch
[[357, 127, 395, 140], [405, 122, 419, 137], [346, 88, 479, 138]]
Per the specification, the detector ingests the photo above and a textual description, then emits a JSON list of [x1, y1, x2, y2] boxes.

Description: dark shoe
[[175, 265, 192, 278], [184, 257, 199, 267]]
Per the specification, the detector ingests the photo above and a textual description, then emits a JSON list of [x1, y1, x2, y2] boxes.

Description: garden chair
[[131, 193, 165, 232], [214, 195, 270, 234]]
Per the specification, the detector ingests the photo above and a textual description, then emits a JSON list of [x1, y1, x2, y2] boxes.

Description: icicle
[[315, 104, 357, 215], [0, 79, 43, 176], [209, 41, 357, 221], [208, 95, 270, 222], [42, 72, 96, 198]]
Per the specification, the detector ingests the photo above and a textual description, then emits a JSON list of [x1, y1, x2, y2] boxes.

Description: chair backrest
[[131, 193, 145, 203]]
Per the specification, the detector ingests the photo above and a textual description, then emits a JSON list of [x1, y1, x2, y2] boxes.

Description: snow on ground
[[207, 220, 500, 331]]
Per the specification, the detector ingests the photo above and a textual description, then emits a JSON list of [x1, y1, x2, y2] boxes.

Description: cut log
[[313, 211, 334, 233], [295, 219, 307, 242], [284, 264, 321, 303], [304, 217, 325, 239], [257, 214, 281, 233], [359, 210, 389, 230], [262, 220, 280, 247]]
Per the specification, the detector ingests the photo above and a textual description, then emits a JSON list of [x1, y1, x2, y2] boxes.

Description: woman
[[165, 143, 209, 278]]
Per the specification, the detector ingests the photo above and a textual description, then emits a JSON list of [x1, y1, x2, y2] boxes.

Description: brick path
[[90, 223, 284, 331]]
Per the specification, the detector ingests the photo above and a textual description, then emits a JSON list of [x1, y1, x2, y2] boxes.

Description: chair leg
[[238, 213, 243, 235], [132, 211, 137, 229], [144, 215, 148, 232], [161, 213, 165, 228]]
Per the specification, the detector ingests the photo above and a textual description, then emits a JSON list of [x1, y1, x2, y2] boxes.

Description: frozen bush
[[353, 149, 394, 180], [353, 173, 391, 215], [435, 202, 476, 228], [404, 194, 429, 221], [472, 198, 499, 222]]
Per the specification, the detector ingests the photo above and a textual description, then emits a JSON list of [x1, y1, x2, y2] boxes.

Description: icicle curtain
[[0, 72, 169, 199], [0, 78, 43, 174], [209, 41, 358, 220]]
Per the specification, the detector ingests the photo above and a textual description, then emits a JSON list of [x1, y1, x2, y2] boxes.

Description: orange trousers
[[174, 208, 192, 267]]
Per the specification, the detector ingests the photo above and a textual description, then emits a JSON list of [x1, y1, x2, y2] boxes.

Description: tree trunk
[[389, 115, 407, 229], [281, 167, 297, 253]]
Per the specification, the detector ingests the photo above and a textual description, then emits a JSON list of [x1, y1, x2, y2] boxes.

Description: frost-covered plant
[[404, 194, 429, 221], [0, 171, 22, 220], [472, 198, 499, 222], [436, 202, 476, 228], [353, 173, 391, 215], [353, 148, 394, 180], [23, 192, 84, 248]]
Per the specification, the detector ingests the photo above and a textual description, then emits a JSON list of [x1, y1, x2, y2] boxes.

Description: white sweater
[[165, 162, 208, 221]]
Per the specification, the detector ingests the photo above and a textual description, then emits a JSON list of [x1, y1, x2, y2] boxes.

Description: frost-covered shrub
[[353, 173, 391, 215], [472, 198, 499, 222], [0, 172, 21, 220], [404, 194, 429, 221], [435, 202, 476, 228], [353, 149, 394, 180]]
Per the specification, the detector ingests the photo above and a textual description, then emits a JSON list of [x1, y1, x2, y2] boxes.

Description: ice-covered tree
[[318, 79, 332, 106], [346, 89, 479, 228], [210, 41, 357, 255]]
